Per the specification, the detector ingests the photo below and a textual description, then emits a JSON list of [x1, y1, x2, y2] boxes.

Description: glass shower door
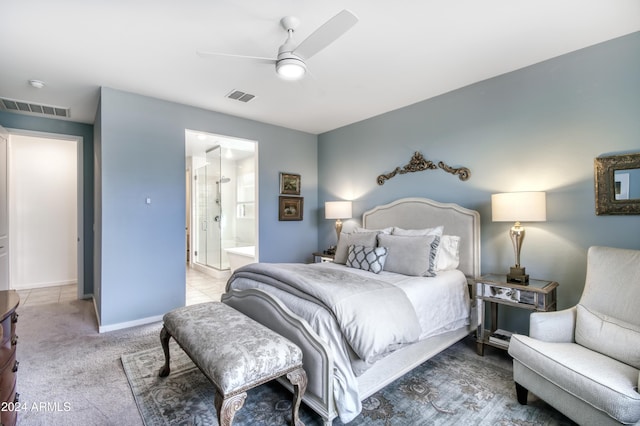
[[193, 150, 224, 269]]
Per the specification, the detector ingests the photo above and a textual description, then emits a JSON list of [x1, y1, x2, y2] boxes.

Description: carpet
[[122, 337, 575, 426]]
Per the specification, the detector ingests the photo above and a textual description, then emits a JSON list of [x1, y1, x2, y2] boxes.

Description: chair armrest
[[529, 307, 576, 342]]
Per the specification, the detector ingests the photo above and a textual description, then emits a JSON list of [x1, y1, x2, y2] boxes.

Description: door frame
[[0, 127, 8, 290], [184, 130, 259, 276], [5, 128, 84, 299]]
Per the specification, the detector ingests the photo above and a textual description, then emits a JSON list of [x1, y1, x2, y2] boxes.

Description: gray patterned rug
[[122, 337, 575, 425]]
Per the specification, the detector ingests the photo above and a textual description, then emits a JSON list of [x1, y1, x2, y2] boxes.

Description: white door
[[0, 127, 9, 290]]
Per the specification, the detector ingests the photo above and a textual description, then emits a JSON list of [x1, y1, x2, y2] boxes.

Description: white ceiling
[[1, 1, 638, 135]]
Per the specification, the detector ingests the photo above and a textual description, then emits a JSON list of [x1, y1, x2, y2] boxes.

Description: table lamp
[[491, 192, 546, 284], [325, 201, 352, 241]]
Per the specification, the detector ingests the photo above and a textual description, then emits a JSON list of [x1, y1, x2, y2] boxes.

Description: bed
[[221, 197, 481, 425]]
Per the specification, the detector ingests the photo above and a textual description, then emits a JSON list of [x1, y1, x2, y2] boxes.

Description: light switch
[[146, 197, 151, 205]]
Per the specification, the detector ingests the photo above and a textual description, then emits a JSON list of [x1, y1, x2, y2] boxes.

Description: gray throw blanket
[[228, 263, 422, 362]]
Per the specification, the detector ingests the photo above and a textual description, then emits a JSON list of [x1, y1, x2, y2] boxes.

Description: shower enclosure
[[191, 137, 256, 272]]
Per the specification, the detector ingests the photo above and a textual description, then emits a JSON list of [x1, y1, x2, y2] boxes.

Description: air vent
[[0, 97, 70, 118], [226, 90, 255, 103]]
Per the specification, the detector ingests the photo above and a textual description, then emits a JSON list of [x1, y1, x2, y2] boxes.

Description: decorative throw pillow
[[346, 245, 388, 274], [392, 225, 444, 237], [334, 231, 379, 264], [377, 234, 440, 277], [575, 304, 640, 369], [435, 235, 460, 271]]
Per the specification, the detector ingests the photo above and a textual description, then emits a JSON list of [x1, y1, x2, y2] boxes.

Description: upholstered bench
[[159, 302, 307, 426]]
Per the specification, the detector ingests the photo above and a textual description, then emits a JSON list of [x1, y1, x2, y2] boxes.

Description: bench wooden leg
[[158, 326, 171, 377], [215, 391, 247, 426], [287, 367, 307, 426]]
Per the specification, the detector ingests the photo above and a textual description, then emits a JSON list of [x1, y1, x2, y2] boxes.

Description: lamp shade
[[492, 192, 546, 222], [325, 201, 352, 219]]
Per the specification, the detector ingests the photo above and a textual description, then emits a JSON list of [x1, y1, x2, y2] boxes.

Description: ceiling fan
[[197, 9, 358, 81]]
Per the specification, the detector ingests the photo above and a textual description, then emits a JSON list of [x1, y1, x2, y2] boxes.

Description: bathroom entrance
[[185, 130, 257, 274]]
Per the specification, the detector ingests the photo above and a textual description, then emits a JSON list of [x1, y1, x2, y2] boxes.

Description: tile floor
[[17, 284, 77, 307], [185, 267, 230, 305], [16, 267, 230, 307]]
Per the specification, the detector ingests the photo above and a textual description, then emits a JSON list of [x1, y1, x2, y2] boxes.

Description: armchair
[[508, 246, 640, 425]]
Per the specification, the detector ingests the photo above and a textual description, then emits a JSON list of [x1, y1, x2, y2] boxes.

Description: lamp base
[[507, 266, 529, 284], [335, 219, 343, 241]]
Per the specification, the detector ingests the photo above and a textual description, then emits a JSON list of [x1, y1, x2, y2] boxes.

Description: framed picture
[[279, 196, 303, 221], [280, 172, 301, 195], [594, 153, 640, 215]]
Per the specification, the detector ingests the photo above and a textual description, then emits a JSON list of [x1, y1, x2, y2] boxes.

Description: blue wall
[[318, 32, 640, 333], [0, 111, 94, 297], [96, 88, 317, 328]]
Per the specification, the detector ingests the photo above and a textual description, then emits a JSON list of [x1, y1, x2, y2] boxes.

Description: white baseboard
[[12, 280, 77, 290], [92, 298, 162, 333]]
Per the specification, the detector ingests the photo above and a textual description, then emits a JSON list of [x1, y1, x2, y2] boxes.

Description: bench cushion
[[163, 302, 303, 395]]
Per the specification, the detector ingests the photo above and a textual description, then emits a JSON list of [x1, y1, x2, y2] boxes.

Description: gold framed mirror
[[594, 152, 640, 215]]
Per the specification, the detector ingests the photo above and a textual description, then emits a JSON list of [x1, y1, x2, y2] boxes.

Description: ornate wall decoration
[[377, 152, 471, 185], [437, 161, 471, 181]]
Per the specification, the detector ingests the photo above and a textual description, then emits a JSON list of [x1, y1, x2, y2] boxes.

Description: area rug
[[122, 338, 575, 425]]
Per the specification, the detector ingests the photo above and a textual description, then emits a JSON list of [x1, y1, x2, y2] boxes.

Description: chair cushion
[[163, 302, 303, 395], [576, 303, 640, 369], [509, 334, 640, 424], [580, 246, 640, 325]]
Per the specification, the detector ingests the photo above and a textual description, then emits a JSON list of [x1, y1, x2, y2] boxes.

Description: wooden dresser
[[0, 291, 19, 426]]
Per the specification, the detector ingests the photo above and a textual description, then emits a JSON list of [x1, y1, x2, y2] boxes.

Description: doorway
[[185, 130, 257, 277], [3, 129, 82, 298]]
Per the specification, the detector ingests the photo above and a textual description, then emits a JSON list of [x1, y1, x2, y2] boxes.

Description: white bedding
[[329, 264, 471, 340], [226, 262, 471, 422]]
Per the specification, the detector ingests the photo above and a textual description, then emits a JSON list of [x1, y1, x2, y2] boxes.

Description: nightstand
[[475, 273, 558, 356], [312, 252, 334, 263]]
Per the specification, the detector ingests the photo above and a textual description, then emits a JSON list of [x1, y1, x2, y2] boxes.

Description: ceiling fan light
[[276, 58, 306, 80]]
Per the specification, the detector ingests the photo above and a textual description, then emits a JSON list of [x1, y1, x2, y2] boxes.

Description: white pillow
[[377, 234, 440, 277], [353, 226, 393, 235], [346, 245, 388, 274], [435, 235, 460, 271], [334, 231, 379, 264], [392, 225, 444, 237]]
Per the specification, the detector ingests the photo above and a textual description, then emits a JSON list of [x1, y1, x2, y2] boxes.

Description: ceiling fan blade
[[293, 9, 358, 60], [197, 50, 275, 65]]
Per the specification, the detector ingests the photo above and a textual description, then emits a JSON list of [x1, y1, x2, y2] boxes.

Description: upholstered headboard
[[362, 197, 481, 278]]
